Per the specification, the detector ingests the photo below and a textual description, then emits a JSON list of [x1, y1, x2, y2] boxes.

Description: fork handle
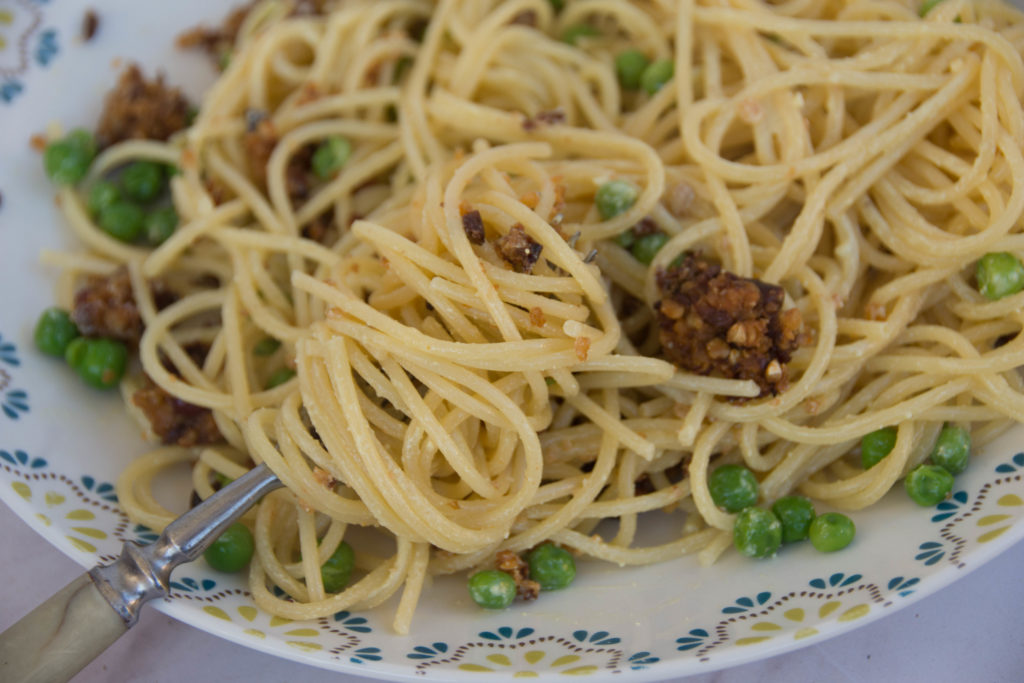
[[0, 573, 127, 683]]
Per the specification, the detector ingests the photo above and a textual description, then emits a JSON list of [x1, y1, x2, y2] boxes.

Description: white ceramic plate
[[2, 2, 1024, 680]]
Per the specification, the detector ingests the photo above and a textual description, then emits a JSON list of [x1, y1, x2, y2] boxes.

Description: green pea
[[613, 228, 636, 250], [467, 569, 517, 609], [213, 472, 234, 488], [561, 24, 599, 45], [87, 181, 121, 216], [547, 0, 565, 12], [904, 464, 954, 507], [708, 463, 759, 513], [861, 426, 897, 469], [976, 252, 1024, 301], [808, 512, 855, 552], [732, 507, 782, 559], [204, 522, 254, 572], [254, 337, 282, 356], [320, 540, 355, 593], [631, 232, 669, 265], [34, 308, 80, 357], [595, 180, 638, 220], [919, 0, 945, 16], [527, 543, 576, 591], [266, 367, 297, 389], [145, 206, 178, 246], [771, 495, 816, 544], [64, 337, 128, 389], [121, 161, 166, 202], [98, 201, 146, 242], [640, 59, 674, 95], [43, 129, 97, 185], [615, 49, 650, 90], [312, 136, 353, 180], [930, 424, 970, 475]]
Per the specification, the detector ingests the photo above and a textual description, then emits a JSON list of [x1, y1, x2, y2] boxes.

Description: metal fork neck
[[89, 463, 282, 626]]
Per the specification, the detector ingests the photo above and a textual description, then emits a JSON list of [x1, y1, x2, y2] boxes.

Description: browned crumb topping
[[132, 376, 223, 447], [95, 65, 191, 149], [71, 266, 144, 344], [510, 10, 538, 27], [461, 210, 486, 245], [631, 217, 659, 237], [177, 1, 333, 68], [176, 3, 250, 62], [312, 466, 336, 489], [285, 143, 317, 202], [654, 254, 804, 396], [302, 209, 336, 244], [243, 113, 277, 189], [574, 336, 590, 362], [497, 224, 543, 273], [634, 474, 655, 495], [519, 190, 540, 210], [203, 176, 232, 205], [523, 109, 566, 131], [496, 550, 540, 602], [242, 112, 319, 199], [82, 10, 99, 42]]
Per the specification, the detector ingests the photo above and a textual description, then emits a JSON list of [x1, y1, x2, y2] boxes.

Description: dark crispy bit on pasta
[[302, 209, 336, 244], [461, 209, 486, 245], [655, 254, 804, 396], [133, 376, 223, 447], [71, 266, 144, 344], [95, 65, 191, 149], [631, 217, 659, 237], [243, 115, 278, 189], [497, 223, 543, 273], [495, 549, 540, 602], [510, 10, 538, 27], [178, 0, 334, 69], [285, 144, 317, 202], [522, 109, 566, 131]]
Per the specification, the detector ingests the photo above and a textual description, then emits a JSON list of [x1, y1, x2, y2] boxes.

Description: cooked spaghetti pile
[[43, 0, 1024, 632]]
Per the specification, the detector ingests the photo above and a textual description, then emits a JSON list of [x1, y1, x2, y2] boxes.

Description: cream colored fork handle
[[0, 573, 127, 683]]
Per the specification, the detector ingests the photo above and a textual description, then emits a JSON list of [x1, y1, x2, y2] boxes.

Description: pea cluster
[[467, 543, 576, 610], [707, 464, 856, 558], [556, 5, 675, 95], [203, 521, 357, 596], [35, 130, 184, 391], [45, 129, 180, 247], [34, 307, 128, 389], [860, 424, 971, 507], [614, 50, 674, 95], [595, 179, 673, 265]]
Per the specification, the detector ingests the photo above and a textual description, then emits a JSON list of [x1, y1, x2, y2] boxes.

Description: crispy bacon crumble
[[654, 255, 804, 396]]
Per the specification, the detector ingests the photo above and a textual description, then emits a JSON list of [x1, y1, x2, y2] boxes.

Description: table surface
[[1, 504, 1022, 683]]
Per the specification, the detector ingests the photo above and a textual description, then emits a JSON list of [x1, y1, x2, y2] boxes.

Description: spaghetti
[[43, 0, 1024, 633]]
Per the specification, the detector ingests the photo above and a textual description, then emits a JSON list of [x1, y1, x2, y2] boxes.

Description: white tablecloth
[[2, 504, 1022, 682]]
